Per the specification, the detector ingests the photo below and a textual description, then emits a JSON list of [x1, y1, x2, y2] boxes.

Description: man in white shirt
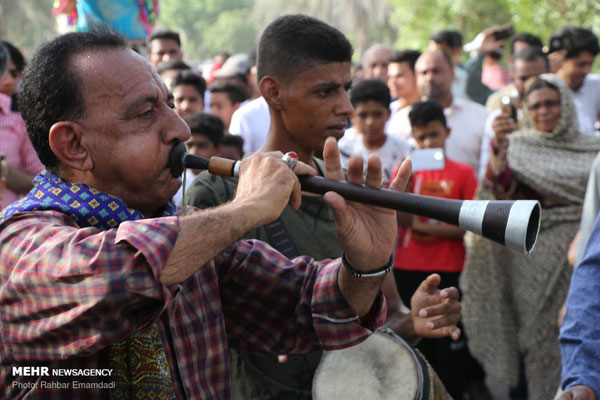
[[388, 51, 487, 174], [551, 26, 600, 135], [228, 96, 270, 153], [386, 49, 421, 137]]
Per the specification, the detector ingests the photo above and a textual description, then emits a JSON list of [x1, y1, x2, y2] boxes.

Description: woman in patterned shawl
[[460, 73, 600, 400]]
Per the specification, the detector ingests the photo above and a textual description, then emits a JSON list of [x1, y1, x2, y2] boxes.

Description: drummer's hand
[[410, 274, 462, 340], [559, 385, 596, 400], [323, 137, 411, 271]]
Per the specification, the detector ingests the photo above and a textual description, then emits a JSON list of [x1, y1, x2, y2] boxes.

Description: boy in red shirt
[[393, 101, 489, 400]]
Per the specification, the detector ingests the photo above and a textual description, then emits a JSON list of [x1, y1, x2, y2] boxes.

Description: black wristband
[[342, 253, 393, 278]]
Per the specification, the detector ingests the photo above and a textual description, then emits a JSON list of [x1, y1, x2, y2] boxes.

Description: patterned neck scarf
[[1, 171, 176, 399]]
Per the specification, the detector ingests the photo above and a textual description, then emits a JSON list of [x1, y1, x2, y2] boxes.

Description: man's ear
[[445, 126, 451, 139], [259, 76, 282, 110], [48, 121, 93, 171]]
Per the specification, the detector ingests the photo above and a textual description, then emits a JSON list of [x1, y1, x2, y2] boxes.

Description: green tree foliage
[[159, 0, 257, 59], [387, 0, 600, 55]]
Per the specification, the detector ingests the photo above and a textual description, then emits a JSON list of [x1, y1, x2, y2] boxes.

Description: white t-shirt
[[387, 105, 413, 143], [338, 133, 412, 187], [573, 74, 600, 136], [228, 96, 271, 153], [387, 97, 487, 174]]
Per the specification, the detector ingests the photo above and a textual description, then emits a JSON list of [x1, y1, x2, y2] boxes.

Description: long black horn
[[170, 146, 541, 254]]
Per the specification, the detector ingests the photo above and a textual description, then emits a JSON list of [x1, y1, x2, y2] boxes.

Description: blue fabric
[[76, 0, 147, 39], [559, 211, 600, 397], [0, 170, 176, 228]]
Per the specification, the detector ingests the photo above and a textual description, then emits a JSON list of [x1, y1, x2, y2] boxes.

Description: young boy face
[[173, 84, 204, 119], [411, 120, 450, 150], [185, 133, 218, 159], [209, 92, 239, 130], [350, 100, 390, 142]]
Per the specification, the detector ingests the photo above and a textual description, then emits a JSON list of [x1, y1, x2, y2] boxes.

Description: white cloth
[[173, 169, 198, 206], [452, 65, 468, 99], [573, 74, 600, 136], [228, 96, 270, 152], [338, 133, 411, 187], [386, 105, 413, 143], [387, 97, 487, 174]]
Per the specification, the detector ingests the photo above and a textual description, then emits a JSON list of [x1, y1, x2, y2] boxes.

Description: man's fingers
[[416, 273, 442, 296], [323, 136, 344, 181], [419, 302, 461, 321], [364, 154, 383, 188], [288, 175, 302, 210], [294, 160, 317, 176], [440, 286, 460, 301], [346, 155, 365, 185], [389, 158, 412, 192]]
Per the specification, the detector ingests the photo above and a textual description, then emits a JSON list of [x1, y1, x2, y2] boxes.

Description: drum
[[312, 328, 451, 400]]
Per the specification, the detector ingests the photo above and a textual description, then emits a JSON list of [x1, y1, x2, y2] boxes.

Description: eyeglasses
[[527, 99, 560, 112]]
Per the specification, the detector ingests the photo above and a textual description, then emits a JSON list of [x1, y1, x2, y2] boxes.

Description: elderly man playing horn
[[0, 27, 414, 399]]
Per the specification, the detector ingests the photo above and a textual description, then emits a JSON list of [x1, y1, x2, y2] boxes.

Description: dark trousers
[[393, 269, 487, 400]]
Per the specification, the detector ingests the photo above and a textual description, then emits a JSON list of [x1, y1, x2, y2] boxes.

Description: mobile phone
[[493, 24, 514, 41], [501, 96, 517, 121], [410, 148, 445, 172]]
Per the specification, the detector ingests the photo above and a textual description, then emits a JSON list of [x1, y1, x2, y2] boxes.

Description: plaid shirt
[[0, 210, 386, 399], [0, 94, 44, 208]]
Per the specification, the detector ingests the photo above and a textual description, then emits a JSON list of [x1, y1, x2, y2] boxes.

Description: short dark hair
[[209, 82, 248, 105], [514, 47, 549, 70], [171, 70, 207, 97], [409, 101, 447, 128], [156, 59, 190, 75], [19, 28, 128, 170], [257, 14, 353, 82], [1, 40, 26, 72], [550, 26, 600, 59], [221, 133, 244, 158], [147, 30, 181, 48], [388, 49, 422, 72], [184, 113, 225, 147], [509, 33, 543, 55], [350, 79, 391, 109], [429, 30, 463, 49]]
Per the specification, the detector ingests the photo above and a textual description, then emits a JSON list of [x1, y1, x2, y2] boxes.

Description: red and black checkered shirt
[[0, 210, 385, 399]]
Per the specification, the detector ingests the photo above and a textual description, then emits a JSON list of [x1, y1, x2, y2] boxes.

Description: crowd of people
[[0, 11, 599, 400]]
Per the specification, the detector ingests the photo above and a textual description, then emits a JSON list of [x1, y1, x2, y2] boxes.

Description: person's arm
[[321, 138, 410, 318], [559, 214, 600, 398], [4, 165, 36, 195], [162, 152, 316, 285], [464, 29, 503, 105]]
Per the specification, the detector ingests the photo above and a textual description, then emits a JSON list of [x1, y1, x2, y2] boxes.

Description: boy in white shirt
[[339, 79, 411, 187]]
